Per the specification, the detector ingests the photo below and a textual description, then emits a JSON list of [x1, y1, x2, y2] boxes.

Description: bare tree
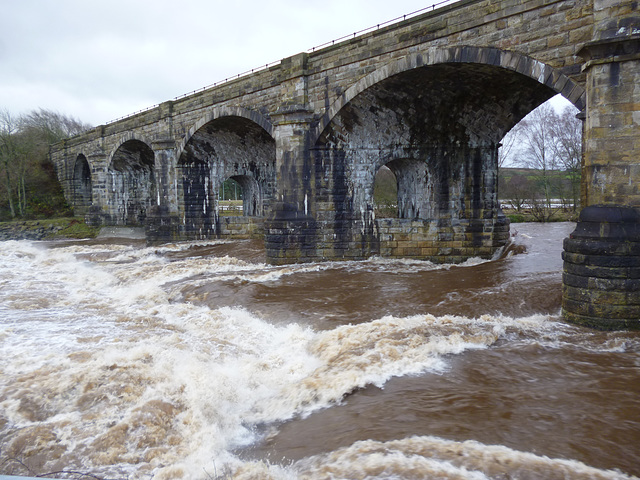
[[508, 100, 582, 220], [22, 108, 91, 144], [518, 102, 560, 211], [498, 122, 522, 169], [502, 174, 533, 212], [0, 109, 22, 218], [550, 106, 582, 211], [0, 108, 92, 219]]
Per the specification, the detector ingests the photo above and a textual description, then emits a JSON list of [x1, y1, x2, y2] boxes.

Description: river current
[[0, 222, 638, 479]]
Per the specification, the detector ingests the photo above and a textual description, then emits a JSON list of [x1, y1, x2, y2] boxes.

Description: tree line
[[498, 101, 582, 221], [0, 108, 91, 221]]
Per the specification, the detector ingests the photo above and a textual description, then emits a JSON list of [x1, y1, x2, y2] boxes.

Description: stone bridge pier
[[561, 0, 640, 330]]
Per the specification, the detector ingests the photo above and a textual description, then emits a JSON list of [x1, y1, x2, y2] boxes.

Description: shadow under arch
[[311, 46, 586, 146], [177, 109, 276, 239], [176, 105, 274, 162], [106, 132, 155, 166], [107, 138, 156, 226], [72, 154, 92, 215]]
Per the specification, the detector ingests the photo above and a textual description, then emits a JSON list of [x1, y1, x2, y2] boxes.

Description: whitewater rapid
[[0, 238, 637, 479]]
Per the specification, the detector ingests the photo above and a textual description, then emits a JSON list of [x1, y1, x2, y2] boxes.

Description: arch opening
[[498, 95, 583, 221], [373, 160, 435, 220], [72, 154, 92, 214], [108, 139, 156, 226], [373, 165, 397, 219], [219, 175, 262, 217]]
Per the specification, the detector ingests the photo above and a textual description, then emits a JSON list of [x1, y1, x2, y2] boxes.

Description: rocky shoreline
[[0, 222, 63, 241], [0, 219, 99, 241]]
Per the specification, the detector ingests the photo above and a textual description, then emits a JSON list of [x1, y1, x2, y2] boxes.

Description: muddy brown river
[[0, 222, 638, 479]]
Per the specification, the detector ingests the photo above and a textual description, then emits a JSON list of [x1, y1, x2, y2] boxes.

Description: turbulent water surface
[[0, 222, 639, 479]]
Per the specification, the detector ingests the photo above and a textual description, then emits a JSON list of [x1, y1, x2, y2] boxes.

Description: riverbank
[[0, 218, 100, 241], [503, 207, 579, 223]]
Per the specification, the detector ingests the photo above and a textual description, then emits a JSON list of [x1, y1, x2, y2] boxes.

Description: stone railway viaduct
[[51, 0, 640, 329]]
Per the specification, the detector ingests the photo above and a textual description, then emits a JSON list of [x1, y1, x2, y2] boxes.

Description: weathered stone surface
[[562, 206, 640, 330], [50, 0, 639, 294], [561, 0, 640, 330]]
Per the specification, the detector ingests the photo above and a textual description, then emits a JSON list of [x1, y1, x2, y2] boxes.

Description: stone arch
[[107, 132, 155, 166], [72, 154, 92, 214], [311, 47, 584, 225], [177, 112, 276, 238], [312, 46, 585, 145], [108, 138, 156, 226], [177, 105, 274, 160], [310, 46, 581, 261]]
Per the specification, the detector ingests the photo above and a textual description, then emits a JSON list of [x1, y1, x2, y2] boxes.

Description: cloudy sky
[[0, 0, 459, 126]]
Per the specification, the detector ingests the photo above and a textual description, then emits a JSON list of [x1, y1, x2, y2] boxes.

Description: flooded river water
[[0, 222, 638, 479]]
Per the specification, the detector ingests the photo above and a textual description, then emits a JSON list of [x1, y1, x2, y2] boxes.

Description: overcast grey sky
[[0, 0, 459, 126]]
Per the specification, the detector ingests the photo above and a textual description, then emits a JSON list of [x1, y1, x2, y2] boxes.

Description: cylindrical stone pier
[[562, 1, 640, 330], [562, 205, 640, 330]]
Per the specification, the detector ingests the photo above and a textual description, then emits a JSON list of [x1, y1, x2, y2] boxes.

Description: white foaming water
[[287, 436, 636, 480], [0, 240, 636, 479]]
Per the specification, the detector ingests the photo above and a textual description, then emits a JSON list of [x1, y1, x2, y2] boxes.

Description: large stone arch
[[107, 138, 156, 226], [312, 46, 585, 145], [177, 111, 276, 238], [308, 46, 586, 261]]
